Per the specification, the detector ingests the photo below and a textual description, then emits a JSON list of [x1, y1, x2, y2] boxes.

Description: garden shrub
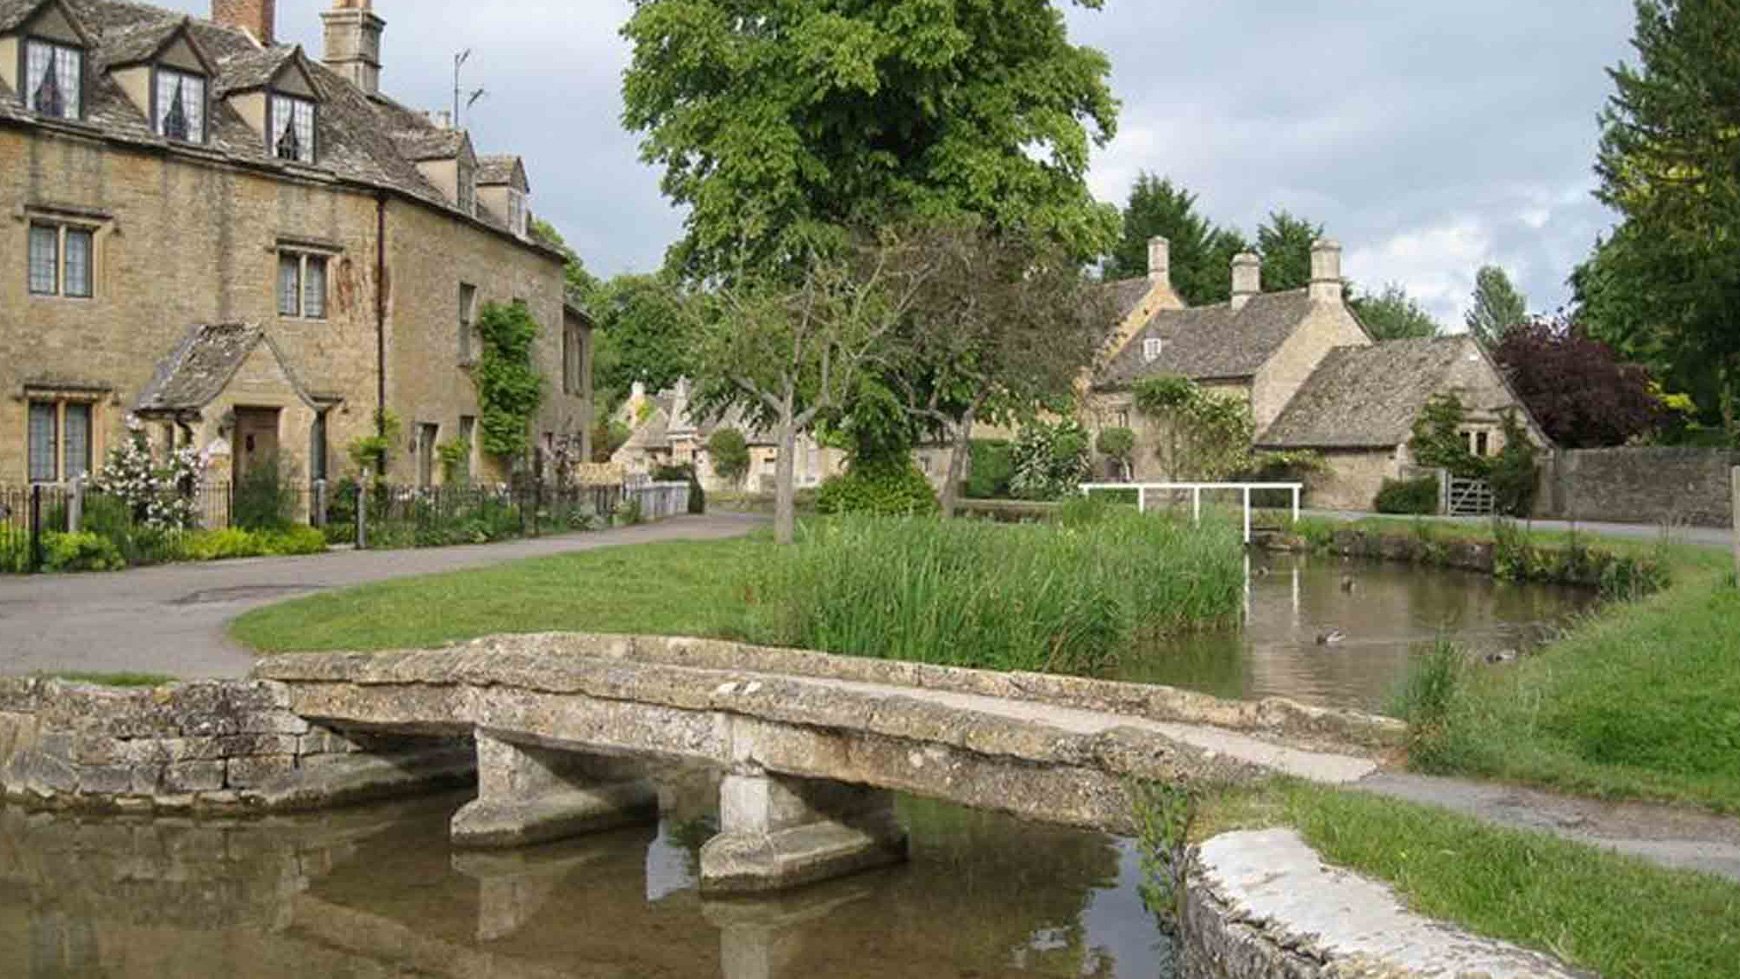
[[1488, 411, 1539, 517], [1374, 476, 1440, 515], [706, 428, 751, 487], [964, 439, 1014, 499], [181, 526, 327, 562], [42, 532, 125, 573], [233, 457, 297, 531], [1010, 420, 1091, 500], [816, 460, 939, 516]]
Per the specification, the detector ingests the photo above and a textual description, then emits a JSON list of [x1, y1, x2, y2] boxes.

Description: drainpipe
[[375, 191, 389, 441]]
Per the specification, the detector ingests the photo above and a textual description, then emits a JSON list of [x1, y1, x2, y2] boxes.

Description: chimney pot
[[1230, 253, 1261, 309], [322, 0, 387, 96], [212, 0, 276, 46], [1147, 236, 1171, 285], [1309, 238, 1344, 303]]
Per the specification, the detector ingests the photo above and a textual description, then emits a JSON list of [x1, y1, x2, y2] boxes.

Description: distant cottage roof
[[1257, 337, 1480, 449], [1097, 289, 1315, 387], [0, 0, 558, 258], [136, 323, 314, 415]]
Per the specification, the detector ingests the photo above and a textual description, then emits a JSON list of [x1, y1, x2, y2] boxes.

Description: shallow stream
[[0, 557, 1597, 977]]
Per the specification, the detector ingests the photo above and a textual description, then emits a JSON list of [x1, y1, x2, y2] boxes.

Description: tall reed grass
[[742, 504, 1244, 675]]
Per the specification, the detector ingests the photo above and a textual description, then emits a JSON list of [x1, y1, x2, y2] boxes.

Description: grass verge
[[1195, 780, 1740, 979], [43, 672, 178, 688]]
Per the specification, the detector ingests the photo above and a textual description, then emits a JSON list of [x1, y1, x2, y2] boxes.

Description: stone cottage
[[1089, 238, 1547, 510], [1, 0, 592, 493], [611, 379, 850, 494]]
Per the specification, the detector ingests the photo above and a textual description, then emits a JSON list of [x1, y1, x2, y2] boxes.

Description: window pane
[[459, 284, 476, 360], [278, 254, 301, 316], [156, 69, 205, 142], [303, 256, 327, 318], [310, 412, 328, 481], [28, 402, 58, 483], [271, 96, 316, 163], [63, 228, 92, 298], [28, 224, 58, 295], [26, 41, 79, 119], [63, 404, 90, 480]]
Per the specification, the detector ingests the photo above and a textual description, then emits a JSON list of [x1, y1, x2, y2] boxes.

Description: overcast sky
[[165, 0, 1637, 326]]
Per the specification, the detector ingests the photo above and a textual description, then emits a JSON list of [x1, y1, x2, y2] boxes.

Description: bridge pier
[[450, 732, 658, 849], [699, 769, 908, 894]]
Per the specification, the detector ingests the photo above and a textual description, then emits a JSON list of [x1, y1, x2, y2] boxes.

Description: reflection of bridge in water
[[257, 633, 1386, 893], [0, 779, 1148, 978]]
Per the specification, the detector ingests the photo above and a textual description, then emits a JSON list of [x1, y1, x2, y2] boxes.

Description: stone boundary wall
[[1536, 447, 1739, 528], [0, 677, 472, 814]]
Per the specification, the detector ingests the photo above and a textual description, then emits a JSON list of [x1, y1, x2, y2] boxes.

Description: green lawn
[[1198, 781, 1740, 979], [233, 536, 759, 653]]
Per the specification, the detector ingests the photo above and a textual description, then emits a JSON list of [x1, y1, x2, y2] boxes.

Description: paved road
[[1307, 509, 1735, 549], [0, 514, 764, 680]]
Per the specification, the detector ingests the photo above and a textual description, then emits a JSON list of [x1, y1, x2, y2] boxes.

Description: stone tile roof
[[1104, 276, 1156, 323], [96, 13, 188, 66], [1097, 289, 1314, 388], [392, 126, 467, 162], [0, 0, 556, 256], [477, 154, 520, 186], [1256, 336, 1476, 449], [136, 322, 312, 414]]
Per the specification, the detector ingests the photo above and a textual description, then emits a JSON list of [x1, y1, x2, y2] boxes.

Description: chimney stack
[[1147, 236, 1171, 285], [213, 0, 275, 46], [1309, 238, 1343, 304], [1230, 253, 1261, 309], [322, 0, 386, 96]]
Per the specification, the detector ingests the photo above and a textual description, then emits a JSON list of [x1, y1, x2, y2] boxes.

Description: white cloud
[[1346, 220, 1496, 327]]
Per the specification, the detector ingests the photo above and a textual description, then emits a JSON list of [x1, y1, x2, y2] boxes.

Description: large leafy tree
[[588, 273, 693, 411], [1592, 0, 1740, 439], [1255, 210, 1324, 292], [1351, 283, 1444, 340], [1105, 173, 1247, 304], [1465, 265, 1529, 347], [621, 0, 1120, 279], [1492, 318, 1665, 448]]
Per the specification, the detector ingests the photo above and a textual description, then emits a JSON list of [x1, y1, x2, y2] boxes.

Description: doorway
[[232, 408, 281, 486]]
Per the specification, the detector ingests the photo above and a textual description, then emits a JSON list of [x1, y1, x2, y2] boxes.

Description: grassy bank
[[1294, 515, 1740, 811], [235, 508, 1244, 675], [1193, 781, 1740, 979]]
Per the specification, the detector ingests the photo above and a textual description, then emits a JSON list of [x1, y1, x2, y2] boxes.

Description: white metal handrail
[[1080, 482, 1304, 543]]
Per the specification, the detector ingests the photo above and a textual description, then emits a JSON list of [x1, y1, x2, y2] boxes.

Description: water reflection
[[1116, 552, 1596, 711], [0, 792, 1171, 978]]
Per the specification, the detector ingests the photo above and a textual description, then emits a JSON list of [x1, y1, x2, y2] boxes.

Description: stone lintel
[[699, 771, 907, 894], [450, 731, 658, 849]]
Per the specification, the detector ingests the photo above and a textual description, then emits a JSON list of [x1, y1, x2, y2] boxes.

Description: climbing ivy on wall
[[1132, 376, 1255, 480], [475, 302, 546, 462]]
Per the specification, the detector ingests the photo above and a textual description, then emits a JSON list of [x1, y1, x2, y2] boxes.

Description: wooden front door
[[232, 407, 281, 485]]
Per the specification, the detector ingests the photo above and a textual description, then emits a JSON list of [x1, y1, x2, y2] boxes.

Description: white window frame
[[27, 220, 95, 299], [1142, 337, 1163, 364], [507, 189, 527, 237], [277, 249, 330, 320], [458, 283, 478, 364]]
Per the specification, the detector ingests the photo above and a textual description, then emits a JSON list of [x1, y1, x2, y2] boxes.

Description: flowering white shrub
[[90, 422, 206, 530]]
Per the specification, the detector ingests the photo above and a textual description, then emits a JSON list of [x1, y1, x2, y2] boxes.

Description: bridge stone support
[[450, 731, 658, 849], [699, 768, 908, 894]]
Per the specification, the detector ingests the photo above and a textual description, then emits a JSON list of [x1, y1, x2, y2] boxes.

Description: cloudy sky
[[165, 0, 1637, 326]]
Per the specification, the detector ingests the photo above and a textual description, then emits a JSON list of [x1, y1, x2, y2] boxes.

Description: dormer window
[[154, 68, 206, 143], [1143, 337, 1163, 364], [270, 93, 316, 163], [24, 38, 82, 120]]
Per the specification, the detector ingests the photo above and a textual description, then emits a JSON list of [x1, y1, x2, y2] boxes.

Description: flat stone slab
[[1191, 829, 1583, 978], [451, 781, 659, 849], [699, 813, 909, 895]]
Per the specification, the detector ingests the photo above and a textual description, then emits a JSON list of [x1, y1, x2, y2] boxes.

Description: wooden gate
[[1446, 477, 1495, 517]]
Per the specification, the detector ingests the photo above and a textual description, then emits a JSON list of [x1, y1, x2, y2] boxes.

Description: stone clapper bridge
[[254, 633, 1396, 894]]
